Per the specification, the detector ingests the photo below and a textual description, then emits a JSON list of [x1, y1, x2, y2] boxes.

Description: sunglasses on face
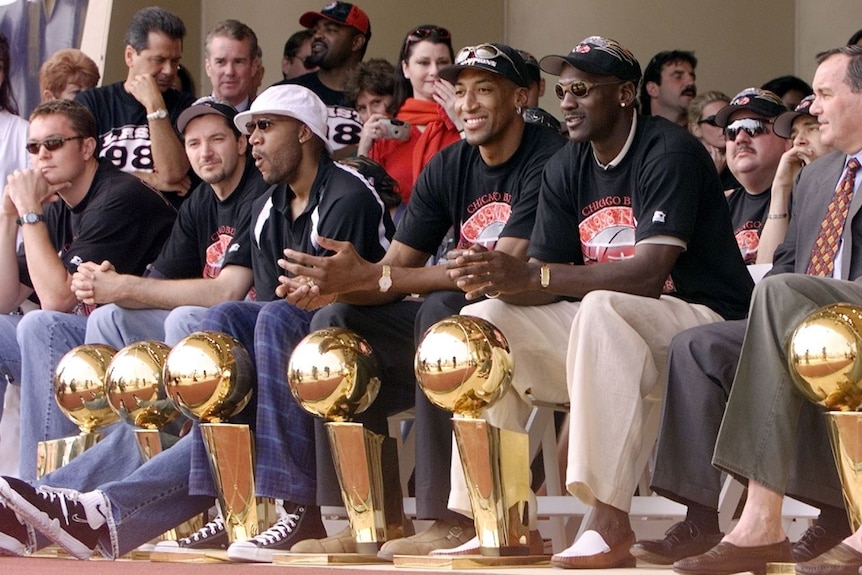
[[723, 118, 773, 141], [553, 79, 623, 100], [455, 44, 525, 84], [698, 115, 719, 127], [25, 135, 84, 155], [244, 118, 287, 134]]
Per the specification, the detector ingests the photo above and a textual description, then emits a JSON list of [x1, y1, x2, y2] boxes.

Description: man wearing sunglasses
[[0, 98, 176, 477], [279, 43, 565, 559], [709, 88, 790, 265], [640, 57, 859, 572], [0, 85, 397, 562], [444, 35, 752, 567]]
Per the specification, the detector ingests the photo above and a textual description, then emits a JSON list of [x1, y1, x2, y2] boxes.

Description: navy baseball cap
[[714, 88, 787, 128], [438, 43, 530, 88], [539, 36, 641, 83], [177, 97, 240, 136], [773, 94, 816, 139]]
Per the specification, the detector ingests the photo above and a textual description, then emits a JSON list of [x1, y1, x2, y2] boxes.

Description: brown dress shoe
[[551, 530, 636, 569], [673, 539, 793, 575], [796, 543, 862, 575]]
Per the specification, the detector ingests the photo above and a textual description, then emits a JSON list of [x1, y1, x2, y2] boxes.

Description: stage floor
[[1, 555, 677, 575]]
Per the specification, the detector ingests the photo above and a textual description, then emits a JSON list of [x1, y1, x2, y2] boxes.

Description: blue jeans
[[84, 304, 209, 348], [187, 300, 317, 504], [0, 314, 22, 425], [32, 424, 183, 553], [17, 311, 87, 480]]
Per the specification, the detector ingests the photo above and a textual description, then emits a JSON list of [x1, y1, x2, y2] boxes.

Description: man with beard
[[639, 49, 698, 127], [75, 7, 195, 201], [0, 86, 395, 562], [275, 1, 370, 156]]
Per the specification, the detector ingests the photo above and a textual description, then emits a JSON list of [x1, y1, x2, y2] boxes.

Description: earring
[[516, 106, 523, 115], [620, 102, 626, 108]]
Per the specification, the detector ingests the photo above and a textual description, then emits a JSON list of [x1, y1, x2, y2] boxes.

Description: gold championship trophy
[[413, 315, 539, 566], [789, 303, 862, 530], [104, 341, 202, 544], [284, 327, 405, 563], [163, 331, 274, 549], [37, 344, 120, 478]]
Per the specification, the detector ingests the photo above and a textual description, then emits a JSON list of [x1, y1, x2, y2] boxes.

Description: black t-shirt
[[18, 161, 176, 309], [227, 153, 394, 300], [275, 73, 362, 153], [396, 123, 566, 255], [531, 115, 753, 320], [76, 82, 194, 175], [725, 187, 770, 265], [150, 158, 267, 279]]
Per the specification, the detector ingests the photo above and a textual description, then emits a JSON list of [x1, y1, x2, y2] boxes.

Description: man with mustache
[[275, 2, 370, 157], [715, 88, 789, 265], [640, 49, 698, 127], [75, 7, 195, 201]]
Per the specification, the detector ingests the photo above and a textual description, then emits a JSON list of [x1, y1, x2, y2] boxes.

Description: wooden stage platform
[[1, 555, 678, 575]]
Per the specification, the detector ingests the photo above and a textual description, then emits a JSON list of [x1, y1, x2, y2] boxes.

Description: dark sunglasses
[[554, 80, 623, 100], [244, 118, 287, 134], [723, 118, 773, 141], [698, 115, 719, 127], [455, 44, 525, 84], [25, 136, 84, 155]]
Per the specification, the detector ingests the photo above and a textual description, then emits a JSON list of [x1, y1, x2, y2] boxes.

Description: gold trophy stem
[[452, 417, 530, 556], [200, 423, 259, 542], [825, 411, 862, 531], [326, 421, 405, 554], [36, 432, 102, 479]]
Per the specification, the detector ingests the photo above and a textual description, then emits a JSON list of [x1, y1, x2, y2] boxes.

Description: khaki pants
[[449, 291, 722, 516]]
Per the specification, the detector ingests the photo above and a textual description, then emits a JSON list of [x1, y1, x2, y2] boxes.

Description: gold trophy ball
[[287, 328, 380, 422], [105, 340, 179, 430], [163, 331, 254, 423], [788, 303, 862, 411], [54, 344, 120, 433], [415, 315, 514, 418]]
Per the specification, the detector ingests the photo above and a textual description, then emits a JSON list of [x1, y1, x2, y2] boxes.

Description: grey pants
[[652, 316, 842, 510], [713, 274, 861, 502]]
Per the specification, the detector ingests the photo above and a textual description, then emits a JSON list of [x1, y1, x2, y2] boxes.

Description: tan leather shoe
[[377, 519, 475, 560], [289, 525, 355, 553], [673, 539, 793, 575], [551, 530, 636, 569], [796, 543, 862, 575]]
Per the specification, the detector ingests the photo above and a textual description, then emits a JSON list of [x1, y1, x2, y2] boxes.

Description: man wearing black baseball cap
[[74, 97, 265, 353], [444, 35, 752, 567], [276, 1, 371, 156], [278, 42, 565, 559]]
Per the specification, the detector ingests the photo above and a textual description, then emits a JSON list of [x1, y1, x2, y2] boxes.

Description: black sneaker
[[629, 520, 723, 565], [152, 514, 228, 553], [0, 476, 109, 560], [793, 524, 847, 563], [226, 503, 327, 563], [0, 498, 35, 556]]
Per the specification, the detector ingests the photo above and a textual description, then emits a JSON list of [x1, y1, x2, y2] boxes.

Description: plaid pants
[[187, 300, 316, 504]]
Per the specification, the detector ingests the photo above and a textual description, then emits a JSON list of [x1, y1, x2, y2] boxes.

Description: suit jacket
[[769, 151, 862, 281]]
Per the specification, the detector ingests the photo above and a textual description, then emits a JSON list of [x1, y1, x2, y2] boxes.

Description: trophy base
[[149, 550, 230, 563], [767, 562, 797, 574], [273, 552, 390, 565], [393, 553, 549, 569]]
